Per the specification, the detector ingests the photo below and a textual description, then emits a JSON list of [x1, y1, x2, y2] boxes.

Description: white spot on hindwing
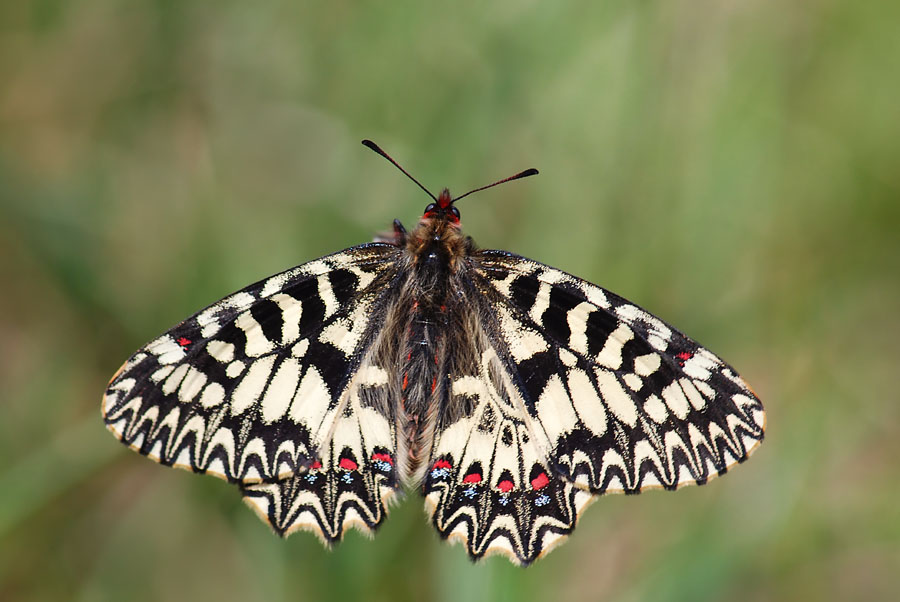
[[680, 378, 707, 411], [623, 373, 642, 391], [151, 365, 175, 383], [648, 335, 668, 351], [178, 367, 207, 403], [694, 380, 715, 400], [558, 348, 577, 367], [200, 382, 226, 408], [291, 339, 309, 358], [149, 336, 186, 365]]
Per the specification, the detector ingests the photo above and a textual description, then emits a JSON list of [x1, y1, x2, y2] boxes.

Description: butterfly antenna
[[451, 168, 539, 203], [362, 140, 437, 202]]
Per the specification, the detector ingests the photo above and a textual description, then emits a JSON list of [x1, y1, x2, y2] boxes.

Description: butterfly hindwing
[[423, 328, 595, 563], [472, 250, 766, 493], [102, 244, 400, 486], [241, 353, 401, 541]]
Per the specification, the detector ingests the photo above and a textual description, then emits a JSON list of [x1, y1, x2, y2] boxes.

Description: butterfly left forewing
[[471, 250, 766, 495]]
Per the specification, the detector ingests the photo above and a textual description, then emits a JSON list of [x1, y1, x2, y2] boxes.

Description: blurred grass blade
[[0, 414, 119, 538]]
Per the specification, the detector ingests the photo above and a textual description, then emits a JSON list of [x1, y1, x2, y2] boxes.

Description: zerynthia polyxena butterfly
[[103, 140, 765, 564]]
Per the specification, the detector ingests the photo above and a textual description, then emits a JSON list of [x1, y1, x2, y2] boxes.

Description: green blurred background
[[1, 1, 898, 600]]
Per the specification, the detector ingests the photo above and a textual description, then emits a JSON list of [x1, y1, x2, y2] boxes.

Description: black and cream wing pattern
[[421, 251, 764, 562], [103, 141, 765, 565], [103, 244, 406, 539]]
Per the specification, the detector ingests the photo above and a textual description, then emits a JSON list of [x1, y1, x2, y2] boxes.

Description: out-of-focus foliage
[[1, 1, 898, 601]]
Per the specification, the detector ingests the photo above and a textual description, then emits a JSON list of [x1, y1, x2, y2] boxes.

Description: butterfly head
[[422, 189, 461, 225], [361, 138, 538, 242]]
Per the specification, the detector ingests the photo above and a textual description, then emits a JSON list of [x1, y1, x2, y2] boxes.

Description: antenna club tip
[[524, 168, 539, 176]]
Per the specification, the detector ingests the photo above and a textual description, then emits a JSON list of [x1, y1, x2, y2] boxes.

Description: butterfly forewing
[[102, 244, 401, 486], [471, 250, 765, 493]]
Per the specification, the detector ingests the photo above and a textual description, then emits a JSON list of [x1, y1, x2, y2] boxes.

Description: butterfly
[[102, 140, 765, 565]]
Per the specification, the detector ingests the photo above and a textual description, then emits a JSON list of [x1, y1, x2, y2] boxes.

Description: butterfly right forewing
[[102, 244, 401, 485]]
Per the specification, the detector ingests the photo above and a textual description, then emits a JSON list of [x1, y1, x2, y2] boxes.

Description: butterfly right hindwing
[[241, 324, 406, 541]]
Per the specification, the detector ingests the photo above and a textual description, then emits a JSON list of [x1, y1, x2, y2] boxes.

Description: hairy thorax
[[405, 215, 471, 274]]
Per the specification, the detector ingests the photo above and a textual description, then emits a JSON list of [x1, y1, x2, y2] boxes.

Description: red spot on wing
[[431, 376, 437, 393], [372, 452, 393, 465], [531, 472, 549, 490], [676, 351, 693, 360], [462, 473, 482, 484], [433, 459, 452, 470], [310, 460, 322, 470], [177, 337, 191, 348], [497, 480, 514, 493], [402, 374, 409, 391], [339, 458, 358, 471]]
